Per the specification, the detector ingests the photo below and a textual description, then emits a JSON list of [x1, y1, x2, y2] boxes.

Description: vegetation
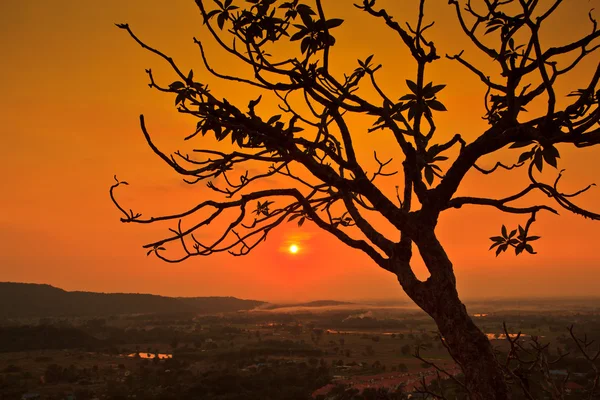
[[0, 282, 264, 318], [1, 300, 600, 399], [111, 0, 600, 398]]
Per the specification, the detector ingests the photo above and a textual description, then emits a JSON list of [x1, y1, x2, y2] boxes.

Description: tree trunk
[[428, 287, 509, 399], [396, 231, 510, 399]]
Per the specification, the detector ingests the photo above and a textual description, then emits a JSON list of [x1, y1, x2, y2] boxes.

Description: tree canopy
[[111, 1, 600, 398]]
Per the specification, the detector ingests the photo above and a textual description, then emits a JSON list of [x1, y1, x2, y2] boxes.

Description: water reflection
[[127, 352, 172, 359], [485, 333, 529, 340]]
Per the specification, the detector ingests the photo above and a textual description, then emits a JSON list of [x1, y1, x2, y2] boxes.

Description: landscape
[[2, 0, 600, 399], [1, 282, 599, 399]]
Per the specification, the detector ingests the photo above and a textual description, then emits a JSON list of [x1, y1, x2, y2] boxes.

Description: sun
[[288, 244, 299, 254]]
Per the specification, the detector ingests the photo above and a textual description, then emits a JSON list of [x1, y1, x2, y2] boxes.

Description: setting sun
[[289, 244, 299, 254]]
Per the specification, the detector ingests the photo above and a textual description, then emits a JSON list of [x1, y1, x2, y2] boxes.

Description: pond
[[127, 352, 172, 359], [485, 333, 529, 340]]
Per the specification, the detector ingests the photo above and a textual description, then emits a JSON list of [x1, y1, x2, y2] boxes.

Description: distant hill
[[0, 282, 265, 318], [261, 300, 353, 310]]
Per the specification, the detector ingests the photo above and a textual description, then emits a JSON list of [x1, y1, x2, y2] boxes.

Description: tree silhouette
[[111, 0, 600, 398]]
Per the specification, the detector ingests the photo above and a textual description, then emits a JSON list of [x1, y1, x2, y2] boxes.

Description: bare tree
[[111, 0, 600, 398]]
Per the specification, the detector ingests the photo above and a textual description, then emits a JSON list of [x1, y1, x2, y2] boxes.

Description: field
[[1, 298, 599, 399]]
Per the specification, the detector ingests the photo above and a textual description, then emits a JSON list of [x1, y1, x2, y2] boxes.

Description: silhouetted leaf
[[545, 145, 560, 158], [510, 140, 534, 149], [326, 18, 344, 29], [206, 9, 221, 21], [533, 151, 543, 172], [489, 242, 501, 250], [542, 145, 560, 168], [399, 94, 416, 101], [543, 151, 558, 168], [567, 89, 587, 97], [296, 4, 315, 17], [217, 12, 229, 29], [427, 100, 447, 111], [406, 80, 418, 94], [515, 245, 524, 255], [496, 244, 508, 256], [485, 25, 502, 35], [248, 95, 262, 111], [288, 214, 301, 222], [290, 29, 307, 41], [301, 37, 311, 53], [169, 81, 185, 90], [408, 106, 415, 121], [430, 84, 446, 95], [424, 166, 434, 185], [518, 150, 534, 163], [423, 83, 445, 98], [298, 6, 314, 29], [175, 91, 186, 105], [267, 115, 282, 125]]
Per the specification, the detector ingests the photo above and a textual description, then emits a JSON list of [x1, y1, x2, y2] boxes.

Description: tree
[[400, 344, 411, 356], [311, 328, 325, 345], [111, 0, 600, 398]]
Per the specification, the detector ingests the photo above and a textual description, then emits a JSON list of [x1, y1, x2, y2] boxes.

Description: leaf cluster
[[399, 80, 447, 121], [290, 6, 343, 55], [253, 200, 274, 216], [511, 141, 560, 172], [205, 0, 344, 57], [489, 224, 540, 256]]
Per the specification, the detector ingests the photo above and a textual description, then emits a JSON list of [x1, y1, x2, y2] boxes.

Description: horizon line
[[3, 281, 600, 304]]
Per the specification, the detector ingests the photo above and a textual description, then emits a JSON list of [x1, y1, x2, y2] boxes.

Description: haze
[[0, 0, 599, 302]]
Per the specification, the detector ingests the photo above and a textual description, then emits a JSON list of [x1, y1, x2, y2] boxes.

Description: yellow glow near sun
[[289, 244, 299, 254]]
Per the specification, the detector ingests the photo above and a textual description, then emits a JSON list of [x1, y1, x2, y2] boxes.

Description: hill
[[0, 282, 264, 318]]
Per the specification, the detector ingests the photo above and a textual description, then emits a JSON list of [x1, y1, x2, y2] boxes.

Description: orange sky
[[1, 0, 599, 302]]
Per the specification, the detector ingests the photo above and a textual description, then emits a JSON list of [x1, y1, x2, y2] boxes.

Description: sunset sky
[[1, 0, 599, 302]]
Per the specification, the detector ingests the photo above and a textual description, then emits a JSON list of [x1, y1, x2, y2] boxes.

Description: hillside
[[0, 282, 265, 318]]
